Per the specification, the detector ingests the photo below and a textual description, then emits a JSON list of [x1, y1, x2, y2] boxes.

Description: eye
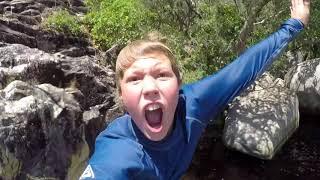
[[158, 73, 167, 78], [157, 72, 171, 80], [127, 76, 142, 83]]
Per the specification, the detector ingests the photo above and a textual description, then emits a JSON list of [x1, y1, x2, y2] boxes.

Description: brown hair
[[115, 40, 181, 94]]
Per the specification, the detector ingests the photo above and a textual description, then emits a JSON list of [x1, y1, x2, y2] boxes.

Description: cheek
[[120, 85, 139, 109], [121, 86, 147, 122], [122, 93, 133, 107], [167, 87, 179, 99], [162, 81, 180, 104]]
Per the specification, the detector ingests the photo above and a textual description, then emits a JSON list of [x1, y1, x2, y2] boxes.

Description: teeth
[[145, 104, 160, 111]]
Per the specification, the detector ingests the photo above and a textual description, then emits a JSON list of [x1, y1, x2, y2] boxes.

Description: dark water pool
[[185, 115, 320, 180]]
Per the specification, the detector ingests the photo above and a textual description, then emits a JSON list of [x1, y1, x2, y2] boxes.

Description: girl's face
[[120, 53, 180, 141]]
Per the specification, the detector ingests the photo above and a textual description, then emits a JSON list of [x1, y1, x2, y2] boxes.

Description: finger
[[297, 0, 302, 5], [291, 0, 296, 8], [304, 0, 311, 6]]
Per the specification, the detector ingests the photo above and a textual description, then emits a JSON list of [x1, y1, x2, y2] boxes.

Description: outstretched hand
[[291, 0, 311, 26]]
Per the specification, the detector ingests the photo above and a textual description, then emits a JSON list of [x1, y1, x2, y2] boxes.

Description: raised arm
[[291, 0, 310, 26], [182, 0, 310, 125]]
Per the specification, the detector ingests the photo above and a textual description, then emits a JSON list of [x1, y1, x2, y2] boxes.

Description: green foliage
[[216, 3, 243, 42], [142, 0, 200, 35], [180, 2, 241, 82], [83, 0, 319, 82], [84, 0, 154, 49], [140, 1, 243, 83], [42, 9, 83, 36], [248, 0, 320, 77], [297, 0, 320, 58]]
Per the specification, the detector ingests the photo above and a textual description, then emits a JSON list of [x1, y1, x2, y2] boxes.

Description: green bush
[[216, 4, 243, 42], [83, 0, 319, 82], [42, 9, 83, 36], [178, 2, 241, 83], [84, 0, 154, 50]]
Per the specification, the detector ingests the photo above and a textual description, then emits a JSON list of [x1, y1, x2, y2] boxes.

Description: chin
[[145, 129, 166, 141], [148, 135, 166, 142], [145, 127, 168, 141]]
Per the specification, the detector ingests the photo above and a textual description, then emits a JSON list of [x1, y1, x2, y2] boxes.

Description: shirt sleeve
[[79, 133, 145, 180], [182, 18, 304, 125]]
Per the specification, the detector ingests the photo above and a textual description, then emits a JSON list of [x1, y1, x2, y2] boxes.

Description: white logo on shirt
[[79, 165, 95, 179]]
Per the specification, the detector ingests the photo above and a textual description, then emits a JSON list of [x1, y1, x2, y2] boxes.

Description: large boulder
[[285, 58, 320, 116], [223, 73, 299, 159], [0, 43, 119, 179]]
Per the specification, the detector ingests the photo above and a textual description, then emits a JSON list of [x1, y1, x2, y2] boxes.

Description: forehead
[[130, 52, 172, 67], [139, 51, 171, 61], [127, 55, 172, 71]]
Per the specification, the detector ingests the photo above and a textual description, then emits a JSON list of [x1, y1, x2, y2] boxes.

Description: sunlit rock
[[223, 73, 299, 159], [285, 58, 320, 116], [0, 43, 117, 179]]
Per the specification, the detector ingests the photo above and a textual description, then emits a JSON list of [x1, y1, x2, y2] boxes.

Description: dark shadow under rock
[[185, 114, 320, 180]]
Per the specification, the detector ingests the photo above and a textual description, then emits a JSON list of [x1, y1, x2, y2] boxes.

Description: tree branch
[[230, 0, 272, 55]]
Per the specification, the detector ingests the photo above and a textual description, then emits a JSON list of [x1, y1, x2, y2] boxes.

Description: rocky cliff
[[0, 0, 93, 56], [0, 0, 122, 179]]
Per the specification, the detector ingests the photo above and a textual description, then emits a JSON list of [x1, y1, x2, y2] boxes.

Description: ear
[[116, 92, 125, 110], [117, 89, 122, 102], [116, 82, 122, 98], [177, 76, 182, 87]]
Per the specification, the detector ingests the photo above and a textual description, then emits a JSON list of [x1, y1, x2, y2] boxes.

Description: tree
[[84, 0, 320, 81], [143, 0, 201, 36]]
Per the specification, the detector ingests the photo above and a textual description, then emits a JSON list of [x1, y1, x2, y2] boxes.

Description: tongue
[[145, 109, 162, 127]]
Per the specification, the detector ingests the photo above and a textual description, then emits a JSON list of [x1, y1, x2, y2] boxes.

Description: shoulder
[[179, 85, 205, 119], [87, 133, 145, 179], [90, 136, 143, 166], [99, 114, 136, 140], [93, 114, 143, 163]]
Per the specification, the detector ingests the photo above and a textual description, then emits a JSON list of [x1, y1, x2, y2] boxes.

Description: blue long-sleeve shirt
[[80, 19, 304, 180]]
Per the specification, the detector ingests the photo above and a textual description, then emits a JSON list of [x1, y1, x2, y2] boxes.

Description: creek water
[[185, 114, 320, 180]]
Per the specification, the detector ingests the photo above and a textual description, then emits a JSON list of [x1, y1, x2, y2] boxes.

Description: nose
[[142, 76, 159, 97]]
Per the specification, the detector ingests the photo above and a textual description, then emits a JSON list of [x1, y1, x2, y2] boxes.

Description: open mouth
[[145, 104, 163, 129]]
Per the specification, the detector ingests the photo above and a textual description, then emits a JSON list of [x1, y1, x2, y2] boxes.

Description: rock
[[83, 103, 124, 156], [0, 20, 37, 48], [285, 58, 320, 116], [104, 44, 123, 69], [0, 80, 87, 179], [0, 0, 120, 179], [0, 0, 92, 56], [58, 46, 96, 57], [0, 43, 115, 108], [0, 43, 118, 179], [223, 73, 300, 159]]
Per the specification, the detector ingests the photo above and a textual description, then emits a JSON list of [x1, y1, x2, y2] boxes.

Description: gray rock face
[[0, 80, 86, 179], [0, 43, 119, 179], [0, 0, 94, 56], [285, 58, 320, 115], [223, 73, 299, 159]]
